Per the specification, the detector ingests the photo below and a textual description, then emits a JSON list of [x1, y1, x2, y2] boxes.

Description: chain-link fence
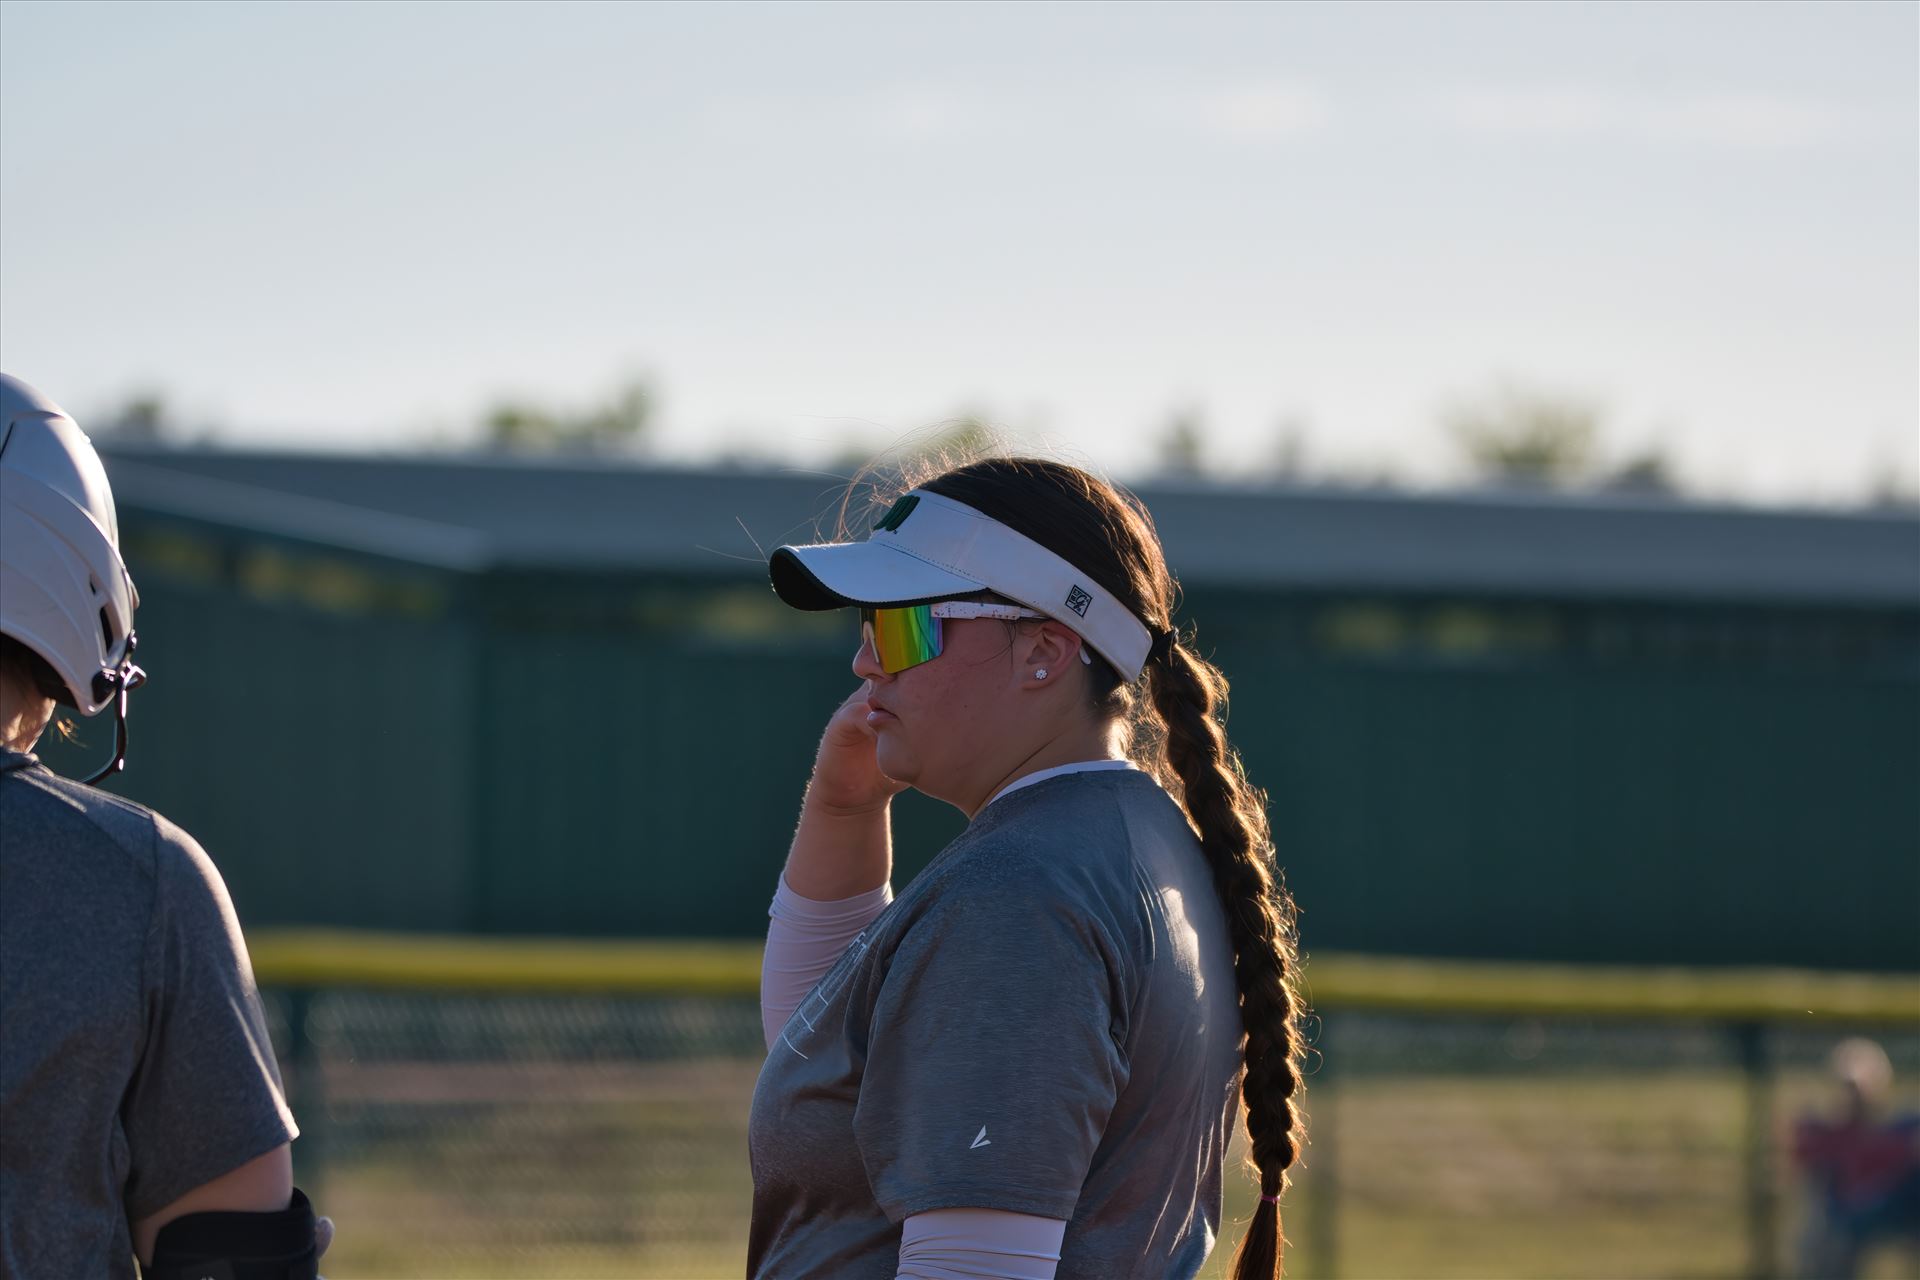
[[270, 991, 762, 1278], [250, 945, 1920, 1280]]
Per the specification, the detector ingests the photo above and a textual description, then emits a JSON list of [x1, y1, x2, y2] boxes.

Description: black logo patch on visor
[[875, 495, 920, 533], [1065, 585, 1093, 617]]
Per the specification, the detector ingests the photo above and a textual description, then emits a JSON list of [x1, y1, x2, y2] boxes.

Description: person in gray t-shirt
[[0, 750, 300, 1277], [752, 458, 1309, 1279], [0, 373, 319, 1278]]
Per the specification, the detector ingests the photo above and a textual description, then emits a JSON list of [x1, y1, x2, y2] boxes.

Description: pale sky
[[2, 0, 1914, 503]]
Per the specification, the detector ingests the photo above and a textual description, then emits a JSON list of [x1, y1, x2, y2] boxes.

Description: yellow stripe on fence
[[1303, 952, 1920, 1025], [247, 928, 1920, 1025], [249, 929, 762, 997]]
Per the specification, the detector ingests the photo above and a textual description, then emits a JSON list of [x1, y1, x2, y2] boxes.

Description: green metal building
[[43, 446, 1918, 972]]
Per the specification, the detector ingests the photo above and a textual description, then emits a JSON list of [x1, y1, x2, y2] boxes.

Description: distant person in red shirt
[[1792, 1037, 1920, 1279]]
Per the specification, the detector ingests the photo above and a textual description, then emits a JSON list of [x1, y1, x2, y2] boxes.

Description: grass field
[[253, 960, 1920, 1280], [307, 1052, 1920, 1280]]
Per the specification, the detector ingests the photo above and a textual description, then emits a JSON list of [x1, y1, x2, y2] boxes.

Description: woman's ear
[[1013, 621, 1085, 685]]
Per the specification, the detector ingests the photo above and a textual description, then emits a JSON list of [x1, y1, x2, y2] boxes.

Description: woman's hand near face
[[810, 682, 911, 816], [781, 683, 908, 901]]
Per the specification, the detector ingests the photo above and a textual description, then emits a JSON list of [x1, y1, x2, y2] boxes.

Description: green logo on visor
[[875, 494, 920, 533]]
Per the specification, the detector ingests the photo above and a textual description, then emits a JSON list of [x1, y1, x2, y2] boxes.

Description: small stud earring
[[1035, 668, 1049, 680]]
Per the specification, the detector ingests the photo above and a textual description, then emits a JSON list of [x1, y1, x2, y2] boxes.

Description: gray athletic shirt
[[748, 768, 1244, 1279], [0, 750, 296, 1279]]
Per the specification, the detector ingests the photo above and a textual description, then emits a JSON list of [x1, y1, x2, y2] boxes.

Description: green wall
[[42, 517, 1917, 972]]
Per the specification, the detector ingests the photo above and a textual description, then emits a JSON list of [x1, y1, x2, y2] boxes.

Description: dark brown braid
[[913, 456, 1306, 1279], [1146, 640, 1303, 1277]]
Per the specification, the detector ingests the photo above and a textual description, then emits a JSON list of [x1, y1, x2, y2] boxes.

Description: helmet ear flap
[[0, 636, 71, 707]]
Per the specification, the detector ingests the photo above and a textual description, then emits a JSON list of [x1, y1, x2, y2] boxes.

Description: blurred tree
[[481, 378, 654, 454], [1599, 448, 1683, 497], [576, 381, 652, 449], [482, 401, 563, 451], [1864, 456, 1920, 511], [1156, 407, 1206, 478], [1268, 413, 1310, 482], [94, 392, 171, 443], [1447, 383, 1600, 488]]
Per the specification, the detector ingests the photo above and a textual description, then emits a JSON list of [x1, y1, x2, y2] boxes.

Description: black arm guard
[[145, 1186, 320, 1280]]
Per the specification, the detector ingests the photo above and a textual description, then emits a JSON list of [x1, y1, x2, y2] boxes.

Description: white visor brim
[[769, 489, 1153, 679], [769, 538, 987, 611]]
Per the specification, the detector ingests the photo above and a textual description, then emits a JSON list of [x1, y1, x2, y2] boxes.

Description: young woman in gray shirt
[[750, 457, 1306, 1279], [0, 373, 327, 1279]]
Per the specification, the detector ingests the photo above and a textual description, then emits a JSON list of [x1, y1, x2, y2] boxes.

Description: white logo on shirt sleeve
[[970, 1126, 991, 1150]]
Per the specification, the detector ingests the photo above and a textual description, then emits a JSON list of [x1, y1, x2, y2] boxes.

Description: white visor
[[769, 488, 1154, 680]]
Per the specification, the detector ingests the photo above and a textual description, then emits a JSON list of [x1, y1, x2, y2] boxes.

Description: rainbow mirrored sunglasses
[[860, 601, 1098, 675]]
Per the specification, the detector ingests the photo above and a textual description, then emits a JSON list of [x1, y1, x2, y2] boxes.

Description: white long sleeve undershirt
[[896, 1208, 1066, 1279], [760, 874, 893, 1050]]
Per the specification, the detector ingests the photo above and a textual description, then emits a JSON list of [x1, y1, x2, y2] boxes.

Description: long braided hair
[[917, 456, 1306, 1278]]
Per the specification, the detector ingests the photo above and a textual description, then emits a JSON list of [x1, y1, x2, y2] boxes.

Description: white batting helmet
[[0, 373, 140, 717]]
